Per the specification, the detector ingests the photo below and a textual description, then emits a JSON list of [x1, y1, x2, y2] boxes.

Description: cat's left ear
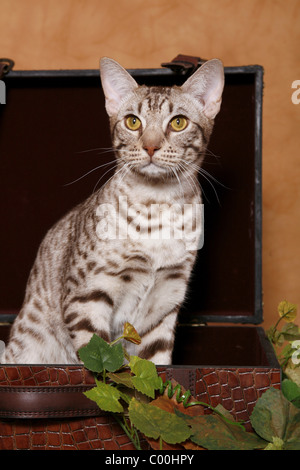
[[100, 57, 138, 117], [181, 59, 224, 119]]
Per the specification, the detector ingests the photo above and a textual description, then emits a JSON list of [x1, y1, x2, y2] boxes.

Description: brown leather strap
[[161, 54, 206, 74], [165, 368, 196, 397], [0, 367, 196, 420], [0, 385, 102, 419]]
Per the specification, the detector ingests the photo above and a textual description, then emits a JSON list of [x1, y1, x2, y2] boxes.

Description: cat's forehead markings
[[138, 101, 143, 114], [142, 87, 172, 113]]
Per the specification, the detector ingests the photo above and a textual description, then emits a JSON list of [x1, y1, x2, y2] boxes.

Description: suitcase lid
[[0, 58, 263, 325]]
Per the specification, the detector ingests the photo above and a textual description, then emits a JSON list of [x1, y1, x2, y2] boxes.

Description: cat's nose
[[143, 145, 160, 157]]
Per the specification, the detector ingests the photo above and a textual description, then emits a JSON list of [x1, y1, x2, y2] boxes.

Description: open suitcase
[[0, 55, 280, 450]]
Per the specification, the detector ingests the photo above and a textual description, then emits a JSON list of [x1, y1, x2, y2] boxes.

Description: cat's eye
[[125, 115, 142, 131], [170, 116, 188, 132]]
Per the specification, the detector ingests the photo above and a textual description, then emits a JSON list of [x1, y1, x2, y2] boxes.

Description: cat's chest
[[135, 237, 188, 270], [96, 180, 202, 269], [116, 203, 199, 268], [130, 201, 200, 266]]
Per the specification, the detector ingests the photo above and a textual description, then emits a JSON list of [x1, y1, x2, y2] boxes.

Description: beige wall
[[0, 0, 299, 328]]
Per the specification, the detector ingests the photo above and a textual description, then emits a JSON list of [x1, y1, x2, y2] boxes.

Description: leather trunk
[[0, 56, 280, 450]]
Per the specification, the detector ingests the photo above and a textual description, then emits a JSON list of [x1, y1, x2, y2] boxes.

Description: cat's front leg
[[63, 287, 114, 358], [132, 258, 195, 365], [137, 306, 179, 365]]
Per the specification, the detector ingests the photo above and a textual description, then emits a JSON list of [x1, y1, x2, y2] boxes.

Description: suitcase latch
[[161, 54, 207, 75], [0, 58, 14, 80]]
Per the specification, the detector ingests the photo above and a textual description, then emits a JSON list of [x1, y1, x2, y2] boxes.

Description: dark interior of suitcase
[[0, 64, 271, 367]]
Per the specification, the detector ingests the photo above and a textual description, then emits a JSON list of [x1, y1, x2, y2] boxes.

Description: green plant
[[78, 321, 300, 450], [250, 382, 300, 449], [267, 300, 300, 386]]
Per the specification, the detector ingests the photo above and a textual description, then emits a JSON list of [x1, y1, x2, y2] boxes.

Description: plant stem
[[110, 335, 124, 346], [112, 413, 142, 450], [160, 379, 245, 430], [274, 309, 296, 333], [189, 399, 245, 429], [270, 310, 294, 344]]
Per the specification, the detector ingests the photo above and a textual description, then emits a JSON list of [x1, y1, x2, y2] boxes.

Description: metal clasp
[[161, 54, 206, 75], [0, 58, 15, 80]]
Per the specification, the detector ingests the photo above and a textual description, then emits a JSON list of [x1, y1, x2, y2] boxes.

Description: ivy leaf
[[214, 403, 235, 421], [264, 437, 284, 450], [176, 410, 266, 450], [278, 300, 297, 323], [107, 371, 135, 389], [250, 387, 300, 450], [145, 379, 205, 450], [280, 323, 300, 341], [250, 388, 289, 442], [123, 322, 141, 345], [78, 334, 124, 373], [266, 327, 284, 346], [282, 379, 300, 409], [279, 343, 295, 365], [118, 390, 132, 405], [266, 326, 275, 342], [84, 380, 124, 413], [285, 364, 300, 388], [128, 398, 191, 444], [129, 356, 161, 398]]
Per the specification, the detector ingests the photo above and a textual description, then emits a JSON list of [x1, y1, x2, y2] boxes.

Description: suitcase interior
[[0, 63, 271, 368]]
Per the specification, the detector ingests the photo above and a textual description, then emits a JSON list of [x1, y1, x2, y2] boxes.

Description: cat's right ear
[[181, 59, 224, 120], [100, 58, 138, 117]]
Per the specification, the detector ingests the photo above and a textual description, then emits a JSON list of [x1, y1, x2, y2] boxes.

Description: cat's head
[[100, 57, 224, 181]]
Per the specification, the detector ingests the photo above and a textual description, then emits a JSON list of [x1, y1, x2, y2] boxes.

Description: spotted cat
[[2, 57, 224, 364]]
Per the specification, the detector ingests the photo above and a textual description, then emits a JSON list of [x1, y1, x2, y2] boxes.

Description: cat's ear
[[100, 58, 138, 117], [181, 59, 224, 119]]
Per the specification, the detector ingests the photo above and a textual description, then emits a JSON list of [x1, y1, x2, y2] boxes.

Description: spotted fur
[[2, 58, 224, 364]]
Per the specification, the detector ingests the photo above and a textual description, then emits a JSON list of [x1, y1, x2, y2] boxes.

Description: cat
[[1, 57, 224, 365]]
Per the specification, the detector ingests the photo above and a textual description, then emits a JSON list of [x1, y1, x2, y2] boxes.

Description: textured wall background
[[0, 0, 299, 328]]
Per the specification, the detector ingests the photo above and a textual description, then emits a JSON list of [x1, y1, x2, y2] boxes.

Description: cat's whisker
[[76, 146, 132, 159], [183, 161, 213, 202], [180, 159, 201, 173], [181, 158, 228, 201], [93, 161, 131, 193], [198, 167, 229, 190], [197, 168, 221, 205], [170, 166, 185, 199], [177, 162, 200, 199], [177, 160, 208, 202], [64, 160, 117, 187], [76, 147, 110, 154], [95, 150, 116, 156], [76, 146, 117, 155], [118, 163, 133, 187], [203, 148, 222, 162], [92, 162, 123, 193]]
